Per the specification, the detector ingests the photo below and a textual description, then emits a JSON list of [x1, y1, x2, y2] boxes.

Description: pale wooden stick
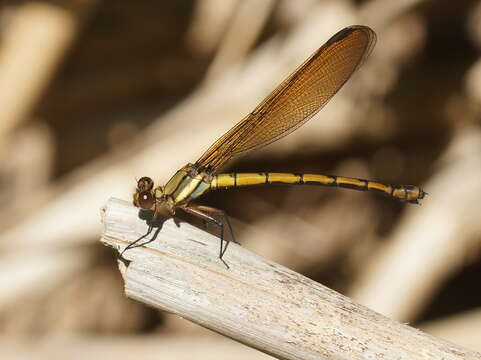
[[100, 198, 480, 360]]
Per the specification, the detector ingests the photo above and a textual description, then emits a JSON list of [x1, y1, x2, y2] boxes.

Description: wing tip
[[325, 25, 377, 48]]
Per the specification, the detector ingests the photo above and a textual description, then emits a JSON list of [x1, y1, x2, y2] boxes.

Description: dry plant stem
[[0, 336, 274, 360], [420, 308, 481, 352], [0, 1, 95, 148], [101, 198, 480, 360], [204, 0, 276, 82], [349, 128, 481, 322], [186, 0, 239, 55], [360, 0, 427, 26], [0, 248, 91, 308]]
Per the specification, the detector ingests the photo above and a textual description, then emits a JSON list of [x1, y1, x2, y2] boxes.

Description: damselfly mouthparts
[[126, 26, 426, 267]]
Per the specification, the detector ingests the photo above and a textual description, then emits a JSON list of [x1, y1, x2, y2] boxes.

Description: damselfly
[[126, 26, 426, 266]]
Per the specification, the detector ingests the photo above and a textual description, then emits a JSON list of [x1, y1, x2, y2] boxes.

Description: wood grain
[[100, 197, 481, 360]]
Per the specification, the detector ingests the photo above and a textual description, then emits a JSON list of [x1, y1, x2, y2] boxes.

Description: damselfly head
[[133, 176, 155, 210], [137, 176, 154, 192], [133, 189, 155, 210]]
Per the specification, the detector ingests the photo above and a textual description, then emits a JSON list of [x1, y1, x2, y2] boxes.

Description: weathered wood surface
[[100, 198, 481, 360]]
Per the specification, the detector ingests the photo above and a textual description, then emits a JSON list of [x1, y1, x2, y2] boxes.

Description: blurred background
[[0, 0, 480, 358]]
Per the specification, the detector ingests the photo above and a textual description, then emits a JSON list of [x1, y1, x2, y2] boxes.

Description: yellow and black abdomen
[[211, 172, 425, 204], [211, 172, 304, 187]]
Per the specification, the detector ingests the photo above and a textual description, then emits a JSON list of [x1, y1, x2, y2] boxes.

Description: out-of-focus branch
[[0, 336, 274, 360], [203, 0, 276, 83], [0, 1, 96, 150], [360, 0, 428, 27], [349, 127, 481, 322], [0, 248, 91, 309], [420, 308, 481, 352], [100, 198, 480, 360], [186, 0, 238, 55]]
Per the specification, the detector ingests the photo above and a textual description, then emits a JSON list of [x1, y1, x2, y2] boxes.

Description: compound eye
[[137, 177, 154, 191], [137, 191, 155, 209]]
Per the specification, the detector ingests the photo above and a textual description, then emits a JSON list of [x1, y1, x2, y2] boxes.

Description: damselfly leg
[[182, 204, 235, 268], [119, 225, 154, 258]]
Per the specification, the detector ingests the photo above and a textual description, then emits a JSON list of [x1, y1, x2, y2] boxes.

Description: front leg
[[119, 225, 160, 258]]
